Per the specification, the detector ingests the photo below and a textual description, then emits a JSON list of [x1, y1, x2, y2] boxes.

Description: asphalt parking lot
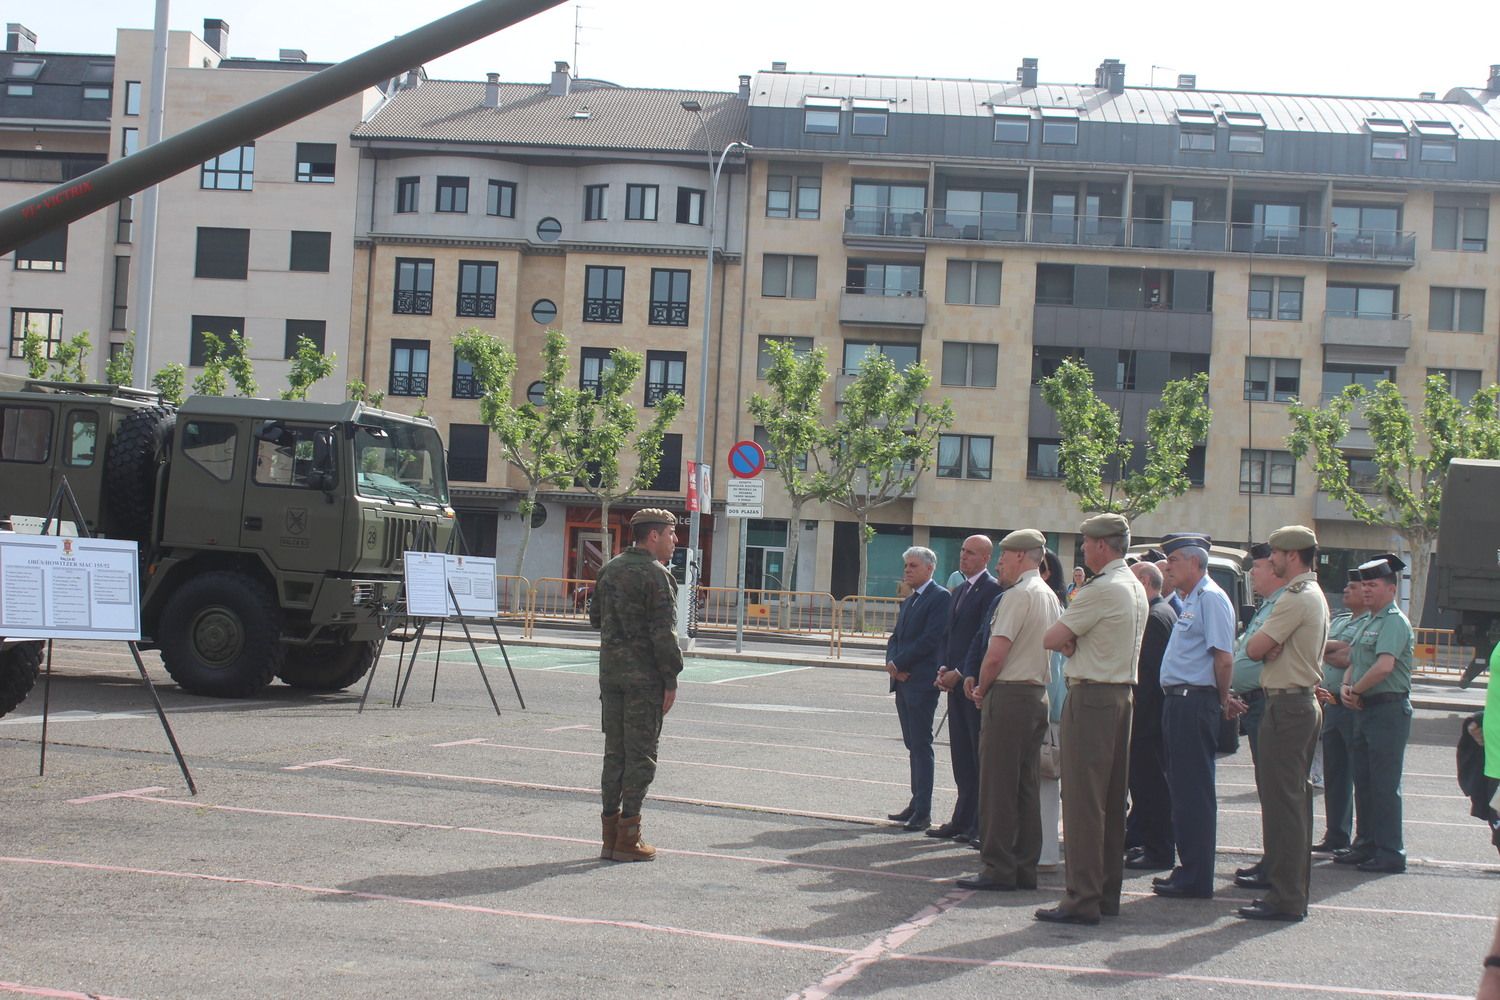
[[2, 638, 1497, 1000]]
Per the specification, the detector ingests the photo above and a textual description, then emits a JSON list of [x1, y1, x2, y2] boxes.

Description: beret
[[1268, 524, 1317, 551], [1161, 533, 1211, 556], [630, 508, 678, 528], [1080, 512, 1130, 538], [999, 528, 1047, 552]]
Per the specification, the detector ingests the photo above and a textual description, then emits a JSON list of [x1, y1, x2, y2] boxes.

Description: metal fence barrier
[[494, 574, 531, 629], [694, 587, 838, 653], [832, 595, 905, 657], [1413, 627, 1474, 679], [526, 577, 596, 638]]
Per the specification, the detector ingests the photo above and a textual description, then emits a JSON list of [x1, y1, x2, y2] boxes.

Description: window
[[762, 254, 817, 298], [396, 176, 420, 214], [1030, 346, 1081, 384], [14, 225, 67, 272], [1322, 363, 1395, 399], [580, 347, 616, 395], [803, 96, 840, 134], [753, 425, 806, 471], [456, 261, 498, 318], [1224, 111, 1266, 153], [284, 319, 326, 358], [1331, 203, 1402, 256], [944, 260, 1001, 306], [1244, 357, 1301, 402], [83, 85, 110, 101], [201, 144, 254, 190], [676, 187, 704, 225], [1034, 263, 1213, 313], [584, 184, 607, 221], [8, 59, 42, 79], [649, 269, 690, 326], [486, 180, 516, 218], [1326, 283, 1398, 320], [756, 335, 813, 377], [1240, 449, 1295, 495], [122, 128, 138, 157], [849, 181, 926, 236], [846, 261, 922, 296], [393, 258, 435, 315], [583, 266, 624, 323], [434, 176, 469, 213], [843, 341, 918, 373], [389, 340, 430, 397], [992, 108, 1030, 143], [940, 342, 998, 388], [850, 99, 889, 137], [1028, 438, 1061, 479], [452, 353, 482, 399], [937, 435, 993, 480], [1179, 128, 1215, 152], [1430, 287, 1485, 332], [1415, 122, 1459, 162], [116, 197, 133, 243], [531, 299, 557, 325], [0, 406, 52, 463], [645, 350, 686, 406], [1371, 139, 1408, 161], [255, 425, 339, 488], [447, 424, 489, 482], [6, 82, 33, 97], [124, 80, 141, 116], [288, 231, 331, 273], [1429, 367, 1483, 404], [647, 433, 682, 491], [1421, 140, 1456, 162], [1040, 108, 1079, 145], [625, 184, 659, 221], [9, 308, 62, 359], [294, 142, 336, 183], [766, 167, 822, 219], [181, 421, 237, 482], [1248, 275, 1303, 320], [1434, 202, 1488, 252], [1345, 455, 1380, 494], [111, 256, 129, 330], [194, 227, 249, 279], [188, 315, 244, 366], [536, 217, 562, 241]]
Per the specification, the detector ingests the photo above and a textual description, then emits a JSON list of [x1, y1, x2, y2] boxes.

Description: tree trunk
[[599, 497, 614, 560], [856, 507, 870, 633], [513, 482, 539, 583], [779, 497, 804, 631], [1404, 530, 1433, 629]]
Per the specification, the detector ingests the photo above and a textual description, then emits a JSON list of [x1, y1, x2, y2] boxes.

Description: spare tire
[[277, 641, 379, 692], [0, 641, 42, 718], [104, 404, 176, 541]]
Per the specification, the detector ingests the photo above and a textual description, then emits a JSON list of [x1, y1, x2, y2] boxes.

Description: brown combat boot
[[611, 813, 657, 862], [601, 812, 619, 860]]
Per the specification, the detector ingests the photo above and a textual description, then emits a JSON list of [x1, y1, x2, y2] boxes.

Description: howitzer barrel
[[0, 0, 565, 255]]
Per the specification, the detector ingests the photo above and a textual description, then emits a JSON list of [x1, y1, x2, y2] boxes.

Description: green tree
[[49, 331, 92, 383], [566, 349, 684, 557], [224, 331, 257, 397], [280, 336, 335, 400], [152, 363, 186, 405], [1038, 357, 1213, 520], [20, 329, 48, 380], [105, 332, 134, 386], [346, 380, 385, 408], [192, 330, 257, 397], [815, 353, 953, 602], [454, 328, 582, 577], [1286, 376, 1500, 625], [746, 338, 832, 607]]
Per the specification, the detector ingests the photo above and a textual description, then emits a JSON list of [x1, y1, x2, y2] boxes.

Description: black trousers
[[946, 687, 982, 835], [1162, 688, 1221, 896], [1125, 730, 1173, 863]]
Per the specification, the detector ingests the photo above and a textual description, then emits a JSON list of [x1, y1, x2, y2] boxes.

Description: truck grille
[[381, 515, 439, 568]]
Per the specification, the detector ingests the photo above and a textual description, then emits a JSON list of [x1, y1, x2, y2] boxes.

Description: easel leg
[[396, 622, 426, 708], [357, 630, 391, 714], [430, 621, 445, 703], [489, 621, 526, 711], [37, 639, 53, 777], [457, 616, 502, 717], [127, 642, 196, 795]]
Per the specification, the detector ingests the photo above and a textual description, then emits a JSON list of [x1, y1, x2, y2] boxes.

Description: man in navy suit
[[931, 535, 1002, 841], [886, 546, 954, 832]]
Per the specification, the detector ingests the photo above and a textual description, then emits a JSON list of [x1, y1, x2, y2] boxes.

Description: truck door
[[52, 407, 105, 532], [239, 422, 344, 574], [0, 402, 57, 522]]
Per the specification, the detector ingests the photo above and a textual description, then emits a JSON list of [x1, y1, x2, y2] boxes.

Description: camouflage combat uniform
[[589, 544, 683, 816]]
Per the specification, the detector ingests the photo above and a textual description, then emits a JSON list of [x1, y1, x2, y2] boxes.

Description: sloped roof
[[0, 50, 114, 125], [354, 79, 748, 152]]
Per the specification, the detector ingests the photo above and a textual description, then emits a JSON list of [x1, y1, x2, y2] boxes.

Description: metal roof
[[751, 71, 1500, 140], [354, 80, 748, 153], [0, 51, 114, 126]]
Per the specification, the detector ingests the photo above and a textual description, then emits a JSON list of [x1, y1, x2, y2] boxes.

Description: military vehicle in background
[[0, 379, 453, 700], [1436, 458, 1500, 684], [1130, 542, 1252, 624]]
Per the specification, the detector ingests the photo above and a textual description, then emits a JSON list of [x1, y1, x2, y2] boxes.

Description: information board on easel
[[403, 552, 499, 619]]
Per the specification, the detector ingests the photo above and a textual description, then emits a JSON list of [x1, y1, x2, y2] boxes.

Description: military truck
[[0, 638, 42, 717], [1436, 458, 1500, 683], [0, 379, 453, 698], [1129, 542, 1252, 623]]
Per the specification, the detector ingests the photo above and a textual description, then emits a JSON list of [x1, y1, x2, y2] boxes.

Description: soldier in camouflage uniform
[[589, 508, 684, 862]]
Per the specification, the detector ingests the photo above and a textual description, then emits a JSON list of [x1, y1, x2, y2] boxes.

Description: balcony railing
[[393, 289, 433, 315], [838, 287, 926, 327], [1321, 311, 1412, 350], [452, 373, 483, 399], [583, 297, 623, 323], [389, 371, 428, 397], [1130, 219, 1228, 252], [649, 301, 689, 326], [844, 205, 928, 238], [1330, 228, 1417, 262], [645, 380, 683, 406], [456, 292, 496, 318], [931, 209, 1024, 242], [1030, 213, 1128, 247]]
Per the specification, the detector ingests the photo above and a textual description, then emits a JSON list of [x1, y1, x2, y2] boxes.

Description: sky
[[18, 0, 1500, 100]]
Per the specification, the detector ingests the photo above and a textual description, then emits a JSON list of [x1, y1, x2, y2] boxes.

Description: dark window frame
[[294, 142, 336, 183], [1244, 355, 1301, 402], [447, 423, 490, 482], [389, 339, 431, 397], [625, 183, 659, 221], [583, 265, 625, 323], [289, 230, 331, 273], [649, 268, 691, 326], [395, 176, 420, 214], [283, 319, 327, 359], [14, 225, 67, 272], [9, 308, 63, 359], [1240, 448, 1296, 495], [579, 347, 617, 396], [200, 143, 254, 191], [436, 175, 470, 213], [456, 260, 498, 318], [188, 315, 245, 366], [486, 179, 516, 218], [452, 352, 483, 399], [676, 186, 705, 225], [194, 226, 250, 280], [645, 350, 687, 407], [583, 184, 607, 221], [936, 433, 994, 480], [393, 258, 435, 315]]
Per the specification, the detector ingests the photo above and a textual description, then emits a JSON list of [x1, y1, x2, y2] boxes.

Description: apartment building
[[347, 64, 749, 582], [739, 59, 1500, 601]]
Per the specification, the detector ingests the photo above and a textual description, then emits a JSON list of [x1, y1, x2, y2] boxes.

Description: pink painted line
[[791, 888, 970, 1000], [543, 724, 591, 733], [281, 758, 351, 771], [0, 855, 854, 959], [430, 738, 490, 748], [65, 786, 165, 805], [0, 982, 135, 1000]]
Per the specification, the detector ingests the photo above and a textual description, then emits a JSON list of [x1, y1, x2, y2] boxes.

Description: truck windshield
[[353, 418, 449, 506]]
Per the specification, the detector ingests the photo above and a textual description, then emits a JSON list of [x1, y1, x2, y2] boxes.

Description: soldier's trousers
[[1256, 690, 1321, 916], [601, 680, 665, 817], [1321, 703, 1356, 847], [1350, 697, 1412, 866]]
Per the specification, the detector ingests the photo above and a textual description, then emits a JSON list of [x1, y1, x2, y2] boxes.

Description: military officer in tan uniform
[[1035, 512, 1148, 926], [1241, 525, 1330, 920]]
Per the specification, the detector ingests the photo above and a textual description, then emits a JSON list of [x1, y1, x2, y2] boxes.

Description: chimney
[[738, 74, 751, 100], [1095, 58, 1125, 94], [771, 61, 787, 73], [279, 48, 307, 63], [203, 19, 229, 57], [485, 72, 500, 107], [550, 60, 571, 96], [404, 69, 421, 89], [1017, 57, 1038, 89], [6, 23, 36, 53], [1419, 91, 1436, 101], [1490, 64, 1500, 93], [1177, 74, 1197, 90]]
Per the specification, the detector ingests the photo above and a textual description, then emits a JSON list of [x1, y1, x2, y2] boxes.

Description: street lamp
[[681, 98, 750, 642]]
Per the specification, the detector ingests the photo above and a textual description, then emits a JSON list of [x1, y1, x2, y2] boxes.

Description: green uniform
[[1319, 611, 1367, 848], [1346, 601, 1415, 867], [1231, 588, 1282, 761], [589, 546, 684, 816]]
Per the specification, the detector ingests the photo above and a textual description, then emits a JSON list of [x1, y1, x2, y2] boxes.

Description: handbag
[[1039, 722, 1061, 781]]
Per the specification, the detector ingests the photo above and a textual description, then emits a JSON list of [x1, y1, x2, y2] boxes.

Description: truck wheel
[[0, 642, 42, 717], [104, 405, 176, 541], [159, 571, 283, 698], [277, 641, 379, 692]]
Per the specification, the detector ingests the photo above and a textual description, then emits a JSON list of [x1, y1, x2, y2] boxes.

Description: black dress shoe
[[1151, 868, 1184, 887], [956, 828, 977, 841], [1237, 900, 1304, 922], [1333, 848, 1373, 865], [1233, 873, 1272, 889], [1234, 861, 1264, 878], [926, 822, 960, 839], [1124, 854, 1172, 871], [1310, 838, 1349, 855], [1356, 858, 1405, 874], [967, 836, 981, 849], [888, 806, 915, 822], [902, 814, 931, 832], [1152, 883, 1212, 899], [1124, 846, 1146, 861], [1034, 906, 1099, 926], [956, 873, 1017, 891]]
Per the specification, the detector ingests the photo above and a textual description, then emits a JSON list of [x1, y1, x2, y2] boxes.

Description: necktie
[[951, 580, 971, 619]]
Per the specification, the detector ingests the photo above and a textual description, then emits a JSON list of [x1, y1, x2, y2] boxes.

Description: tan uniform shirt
[[1255, 570, 1330, 690], [989, 568, 1061, 685], [1056, 557, 1148, 684]]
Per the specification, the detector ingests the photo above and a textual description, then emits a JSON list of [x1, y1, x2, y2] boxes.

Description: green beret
[[1268, 524, 1317, 551], [630, 508, 677, 528], [999, 528, 1047, 552], [1080, 512, 1130, 538]]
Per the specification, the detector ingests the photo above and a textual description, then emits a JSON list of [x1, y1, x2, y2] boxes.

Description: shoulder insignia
[[1288, 581, 1309, 594]]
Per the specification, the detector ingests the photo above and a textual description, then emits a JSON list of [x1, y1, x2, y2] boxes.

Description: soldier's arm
[[1246, 593, 1299, 661], [1324, 640, 1352, 668], [647, 570, 684, 688], [1349, 653, 1396, 695]]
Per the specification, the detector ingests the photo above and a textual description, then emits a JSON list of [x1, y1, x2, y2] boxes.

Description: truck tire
[[104, 405, 176, 541], [0, 642, 42, 717], [158, 571, 283, 698], [277, 641, 378, 692]]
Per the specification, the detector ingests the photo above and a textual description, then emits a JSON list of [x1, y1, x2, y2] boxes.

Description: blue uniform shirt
[[1158, 573, 1237, 688]]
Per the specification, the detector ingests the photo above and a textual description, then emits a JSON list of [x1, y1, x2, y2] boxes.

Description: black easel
[[29, 477, 195, 794]]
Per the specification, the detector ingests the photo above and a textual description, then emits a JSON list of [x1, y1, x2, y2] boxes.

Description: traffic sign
[[725, 478, 764, 518], [728, 439, 766, 479]]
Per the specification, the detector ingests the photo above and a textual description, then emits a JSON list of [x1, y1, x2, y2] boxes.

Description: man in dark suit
[[1124, 559, 1178, 870], [931, 535, 1002, 841], [886, 545, 954, 832]]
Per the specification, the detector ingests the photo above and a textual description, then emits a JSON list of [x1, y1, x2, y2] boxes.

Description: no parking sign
[[728, 439, 766, 479]]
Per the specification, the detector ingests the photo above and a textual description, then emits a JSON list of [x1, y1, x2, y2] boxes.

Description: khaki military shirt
[[1255, 570, 1330, 689], [1056, 557, 1148, 684], [1348, 600, 1414, 696], [589, 546, 685, 689], [989, 569, 1061, 686]]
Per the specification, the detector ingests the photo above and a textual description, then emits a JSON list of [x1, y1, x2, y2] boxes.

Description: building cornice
[[355, 232, 741, 263]]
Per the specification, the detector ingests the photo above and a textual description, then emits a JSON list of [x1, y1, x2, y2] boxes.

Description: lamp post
[[680, 99, 750, 643]]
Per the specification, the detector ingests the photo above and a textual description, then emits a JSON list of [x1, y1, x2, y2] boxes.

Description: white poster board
[[0, 533, 141, 641], [402, 551, 498, 619]]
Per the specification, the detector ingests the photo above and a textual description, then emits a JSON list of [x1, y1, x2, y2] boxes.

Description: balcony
[[930, 208, 1024, 243], [1322, 312, 1412, 351], [1330, 228, 1417, 264], [1030, 213, 1127, 248], [1131, 219, 1229, 252], [1315, 491, 1363, 522], [1031, 303, 1214, 352], [839, 287, 926, 327], [844, 205, 928, 240]]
